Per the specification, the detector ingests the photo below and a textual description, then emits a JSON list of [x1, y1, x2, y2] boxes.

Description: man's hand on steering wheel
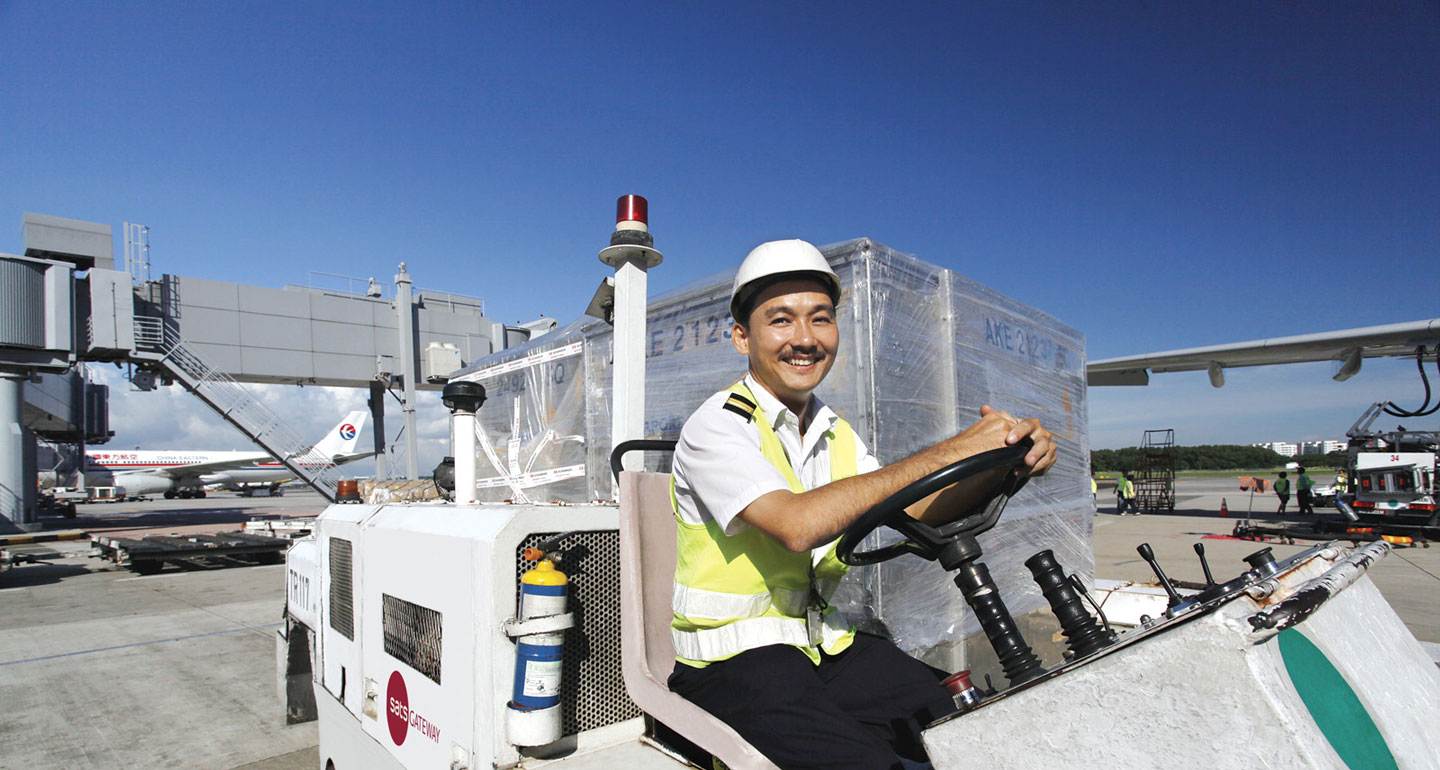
[[833, 407, 1057, 566], [976, 404, 1056, 478]]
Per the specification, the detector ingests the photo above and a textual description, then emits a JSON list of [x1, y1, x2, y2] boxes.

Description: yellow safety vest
[[671, 382, 858, 667]]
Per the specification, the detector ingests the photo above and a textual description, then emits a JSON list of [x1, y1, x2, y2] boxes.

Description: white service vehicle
[[1339, 402, 1438, 525], [280, 200, 1440, 770]]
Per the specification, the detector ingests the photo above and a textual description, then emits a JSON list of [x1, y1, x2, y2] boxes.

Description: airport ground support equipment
[[2, 544, 65, 572], [281, 197, 1439, 770], [1339, 402, 1437, 526], [280, 453, 1440, 769], [242, 517, 316, 539], [91, 530, 289, 574], [1134, 428, 1177, 512], [1233, 403, 1438, 546]]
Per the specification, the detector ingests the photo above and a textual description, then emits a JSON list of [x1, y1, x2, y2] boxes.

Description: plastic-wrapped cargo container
[[449, 238, 1090, 667]]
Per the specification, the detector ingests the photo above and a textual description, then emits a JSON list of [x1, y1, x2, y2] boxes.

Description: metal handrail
[[126, 315, 343, 501], [133, 316, 165, 348], [0, 481, 22, 520]]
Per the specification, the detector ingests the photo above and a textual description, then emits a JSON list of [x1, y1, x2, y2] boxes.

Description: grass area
[[1096, 470, 1276, 479], [1177, 469, 1286, 479]]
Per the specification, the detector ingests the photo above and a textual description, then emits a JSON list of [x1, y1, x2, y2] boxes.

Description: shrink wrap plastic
[[451, 239, 1091, 658]]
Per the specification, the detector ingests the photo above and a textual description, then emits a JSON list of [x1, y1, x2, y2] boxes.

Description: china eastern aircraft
[[82, 411, 371, 499]]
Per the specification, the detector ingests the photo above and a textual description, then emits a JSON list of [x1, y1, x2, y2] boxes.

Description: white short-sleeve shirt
[[672, 374, 881, 536]]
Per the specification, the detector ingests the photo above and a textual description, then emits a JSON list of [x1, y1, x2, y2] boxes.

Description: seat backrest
[[629, 471, 682, 677], [618, 471, 779, 770]]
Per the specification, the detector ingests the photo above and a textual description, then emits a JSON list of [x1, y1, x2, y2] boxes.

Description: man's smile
[[780, 351, 824, 369]]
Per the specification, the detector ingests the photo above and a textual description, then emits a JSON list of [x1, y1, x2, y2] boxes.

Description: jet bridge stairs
[[130, 316, 344, 502]]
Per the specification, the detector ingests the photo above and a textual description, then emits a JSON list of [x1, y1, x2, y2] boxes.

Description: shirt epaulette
[[721, 392, 758, 421]]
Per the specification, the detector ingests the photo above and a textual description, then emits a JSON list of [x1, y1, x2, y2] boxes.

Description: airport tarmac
[[1, 480, 1436, 770]]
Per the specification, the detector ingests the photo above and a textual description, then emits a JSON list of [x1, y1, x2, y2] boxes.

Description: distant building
[[1254, 441, 1298, 457], [1300, 440, 1345, 455]]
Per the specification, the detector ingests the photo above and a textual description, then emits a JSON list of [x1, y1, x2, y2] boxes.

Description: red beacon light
[[600, 193, 661, 266], [616, 195, 648, 228]]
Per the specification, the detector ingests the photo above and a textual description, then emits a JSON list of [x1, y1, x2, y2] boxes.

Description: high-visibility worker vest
[[1090, 478, 1098, 494], [1298, 474, 1313, 491], [671, 382, 858, 667], [1274, 478, 1290, 494], [1118, 478, 1133, 497]]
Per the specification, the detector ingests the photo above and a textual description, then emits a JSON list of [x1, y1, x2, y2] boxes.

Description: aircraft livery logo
[[339, 423, 357, 440]]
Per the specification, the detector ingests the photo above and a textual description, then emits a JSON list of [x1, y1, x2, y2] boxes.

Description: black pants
[[668, 633, 953, 770], [1276, 493, 1290, 513], [1298, 490, 1314, 515]]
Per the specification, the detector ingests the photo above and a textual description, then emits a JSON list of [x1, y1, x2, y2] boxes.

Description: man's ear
[[732, 322, 749, 356]]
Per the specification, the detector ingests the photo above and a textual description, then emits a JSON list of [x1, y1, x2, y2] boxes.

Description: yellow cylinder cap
[[522, 558, 568, 586]]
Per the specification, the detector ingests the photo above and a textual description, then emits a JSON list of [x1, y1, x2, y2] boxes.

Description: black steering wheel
[[836, 439, 1033, 566]]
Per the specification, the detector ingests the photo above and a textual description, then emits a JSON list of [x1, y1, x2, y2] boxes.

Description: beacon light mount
[[598, 194, 663, 269], [442, 380, 487, 506], [600, 194, 661, 480]]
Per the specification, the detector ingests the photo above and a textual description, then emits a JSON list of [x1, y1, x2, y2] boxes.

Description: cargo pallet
[[241, 517, 316, 539], [91, 531, 291, 574]]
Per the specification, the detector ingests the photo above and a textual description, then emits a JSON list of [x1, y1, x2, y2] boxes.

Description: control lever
[[1193, 542, 1217, 587], [1136, 543, 1185, 614], [1026, 550, 1115, 658]]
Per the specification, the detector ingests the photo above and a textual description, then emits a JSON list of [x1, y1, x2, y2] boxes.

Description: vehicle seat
[[618, 470, 780, 770]]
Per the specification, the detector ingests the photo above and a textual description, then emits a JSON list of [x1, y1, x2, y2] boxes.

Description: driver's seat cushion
[[618, 471, 781, 770]]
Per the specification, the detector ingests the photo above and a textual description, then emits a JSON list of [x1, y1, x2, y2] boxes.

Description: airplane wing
[[1087, 318, 1440, 387]]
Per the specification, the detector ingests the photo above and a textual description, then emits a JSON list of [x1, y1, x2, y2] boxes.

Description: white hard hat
[[729, 239, 841, 323]]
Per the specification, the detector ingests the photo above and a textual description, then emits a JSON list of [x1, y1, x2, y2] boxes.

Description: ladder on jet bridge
[[131, 317, 343, 503]]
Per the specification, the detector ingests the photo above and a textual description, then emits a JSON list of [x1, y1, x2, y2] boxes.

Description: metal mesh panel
[[516, 531, 640, 736], [328, 537, 354, 640], [383, 594, 443, 685]]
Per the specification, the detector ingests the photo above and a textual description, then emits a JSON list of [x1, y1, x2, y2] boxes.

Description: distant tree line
[[1091, 445, 1349, 473]]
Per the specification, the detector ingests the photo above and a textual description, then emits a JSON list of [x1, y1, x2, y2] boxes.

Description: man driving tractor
[[666, 239, 1058, 769]]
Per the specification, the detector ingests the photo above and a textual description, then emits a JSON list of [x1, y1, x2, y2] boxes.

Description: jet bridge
[[2, 212, 544, 527]]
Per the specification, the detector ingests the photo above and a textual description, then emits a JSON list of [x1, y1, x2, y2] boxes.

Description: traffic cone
[[1220, 498, 1229, 518]]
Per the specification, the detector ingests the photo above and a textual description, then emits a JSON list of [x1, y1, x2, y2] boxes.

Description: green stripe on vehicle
[[1278, 628, 1397, 770]]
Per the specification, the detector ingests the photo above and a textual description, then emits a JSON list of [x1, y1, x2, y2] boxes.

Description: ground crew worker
[[1297, 466, 1315, 515], [668, 239, 1057, 770], [1091, 474, 1099, 503], [1116, 473, 1138, 515], [1274, 471, 1290, 515]]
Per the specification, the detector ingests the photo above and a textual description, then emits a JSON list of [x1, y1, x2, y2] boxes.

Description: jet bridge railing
[[133, 316, 164, 348], [0, 481, 20, 527], [130, 315, 344, 502]]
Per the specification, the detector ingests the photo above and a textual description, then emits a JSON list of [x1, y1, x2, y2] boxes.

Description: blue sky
[[3, 1, 1437, 461]]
